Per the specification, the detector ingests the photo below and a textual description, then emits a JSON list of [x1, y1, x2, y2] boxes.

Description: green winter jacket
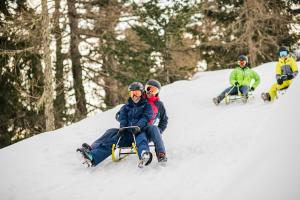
[[229, 66, 260, 89]]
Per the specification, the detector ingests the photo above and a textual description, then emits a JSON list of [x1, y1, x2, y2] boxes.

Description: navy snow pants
[[89, 128, 150, 166], [146, 125, 166, 155]]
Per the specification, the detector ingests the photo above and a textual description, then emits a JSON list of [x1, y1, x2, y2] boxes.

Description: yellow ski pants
[[268, 80, 292, 101]]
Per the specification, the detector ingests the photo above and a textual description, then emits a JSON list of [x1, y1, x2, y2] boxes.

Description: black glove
[[250, 87, 255, 91], [287, 74, 294, 80], [117, 127, 126, 137], [158, 128, 163, 134], [281, 75, 288, 81], [115, 111, 120, 121], [130, 126, 141, 135], [277, 78, 283, 85], [234, 81, 239, 86]]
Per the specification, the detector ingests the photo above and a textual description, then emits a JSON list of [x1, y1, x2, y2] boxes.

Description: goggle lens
[[129, 90, 142, 97], [279, 51, 288, 57], [145, 85, 159, 95]]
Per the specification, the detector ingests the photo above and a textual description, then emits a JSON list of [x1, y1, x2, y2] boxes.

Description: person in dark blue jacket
[[77, 82, 153, 167], [115, 80, 169, 165], [144, 79, 168, 165]]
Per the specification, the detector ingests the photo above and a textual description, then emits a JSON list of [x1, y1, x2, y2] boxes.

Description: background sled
[[224, 91, 254, 104], [224, 82, 256, 104]]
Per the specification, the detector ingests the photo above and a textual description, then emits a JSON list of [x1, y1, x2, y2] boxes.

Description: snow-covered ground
[[0, 62, 299, 200]]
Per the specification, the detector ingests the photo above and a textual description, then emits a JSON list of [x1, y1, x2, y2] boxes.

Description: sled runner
[[224, 92, 254, 104], [111, 126, 154, 162], [224, 89, 254, 104]]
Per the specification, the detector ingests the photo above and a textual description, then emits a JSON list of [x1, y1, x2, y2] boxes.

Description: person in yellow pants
[[261, 46, 298, 101]]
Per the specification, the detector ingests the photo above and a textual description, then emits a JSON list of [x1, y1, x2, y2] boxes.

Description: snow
[[1, 62, 300, 200]]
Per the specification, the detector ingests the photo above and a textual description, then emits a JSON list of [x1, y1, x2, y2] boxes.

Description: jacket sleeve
[[118, 105, 128, 128], [229, 69, 237, 85], [136, 103, 153, 130], [275, 61, 282, 76], [251, 70, 260, 89], [158, 102, 168, 133], [115, 105, 126, 122]]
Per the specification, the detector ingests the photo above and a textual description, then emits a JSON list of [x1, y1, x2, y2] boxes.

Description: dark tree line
[[0, 0, 299, 148]]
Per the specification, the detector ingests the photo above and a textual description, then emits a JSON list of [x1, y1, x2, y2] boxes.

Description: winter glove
[[130, 126, 141, 135], [250, 87, 255, 91], [158, 128, 163, 134], [287, 74, 294, 80], [117, 127, 127, 137], [277, 78, 283, 85], [115, 111, 120, 121], [281, 75, 288, 81]]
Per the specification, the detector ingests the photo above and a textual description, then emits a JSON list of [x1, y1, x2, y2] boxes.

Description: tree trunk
[[103, 55, 121, 108], [67, 0, 87, 120], [41, 0, 55, 131], [244, 0, 258, 67], [54, 0, 66, 127]]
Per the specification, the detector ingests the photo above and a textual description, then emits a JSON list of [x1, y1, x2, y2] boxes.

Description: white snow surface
[[1, 62, 300, 200]]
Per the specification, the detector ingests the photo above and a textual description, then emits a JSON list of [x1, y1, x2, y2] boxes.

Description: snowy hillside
[[0, 62, 300, 200]]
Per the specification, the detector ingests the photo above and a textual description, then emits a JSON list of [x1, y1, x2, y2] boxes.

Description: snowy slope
[[0, 62, 299, 200]]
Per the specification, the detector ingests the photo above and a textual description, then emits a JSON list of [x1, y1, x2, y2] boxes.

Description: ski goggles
[[129, 90, 142, 98], [279, 50, 288, 57], [145, 85, 159, 95]]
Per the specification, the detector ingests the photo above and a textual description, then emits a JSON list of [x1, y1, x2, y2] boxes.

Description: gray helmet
[[238, 55, 248, 63], [145, 79, 161, 90], [128, 82, 144, 92]]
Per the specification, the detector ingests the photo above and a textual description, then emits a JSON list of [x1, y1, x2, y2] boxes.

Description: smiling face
[[238, 59, 247, 68], [131, 95, 141, 103], [145, 85, 159, 97], [146, 92, 155, 98]]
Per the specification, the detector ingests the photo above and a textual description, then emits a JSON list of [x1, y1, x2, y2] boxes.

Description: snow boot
[[213, 96, 221, 105], [138, 151, 153, 168], [82, 143, 92, 151], [157, 152, 167, 166], [261, 92, 271, 102], [76, 147, 93, 167], [242, 95, 248, 104]]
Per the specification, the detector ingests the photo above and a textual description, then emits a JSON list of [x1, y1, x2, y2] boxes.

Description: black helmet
[[128, 82, 144, 92], [145, 79, 161, 90], [278, 46, 289, 56], [238, 55, 248, 63]]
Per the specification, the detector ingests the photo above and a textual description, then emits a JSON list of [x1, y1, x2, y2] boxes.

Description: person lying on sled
[[77, 82, 153, 167], [261, 46, 298, 102], [213, 55, 260, 105]]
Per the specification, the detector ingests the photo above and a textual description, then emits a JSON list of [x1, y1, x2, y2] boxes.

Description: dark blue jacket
[[153, 100, 168, 133], [116, 98, 168, 133], [118, 97, 153, 132]]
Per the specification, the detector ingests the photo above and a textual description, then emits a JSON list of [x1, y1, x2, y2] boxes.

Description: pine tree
[[67, 0, 87, 120], [117, 0, 201, 85], [190, 0, 299, 69], [0, 0, 46, 147]]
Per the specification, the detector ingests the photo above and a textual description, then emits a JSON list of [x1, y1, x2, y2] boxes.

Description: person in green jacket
[[213, 55, 260, 105]]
